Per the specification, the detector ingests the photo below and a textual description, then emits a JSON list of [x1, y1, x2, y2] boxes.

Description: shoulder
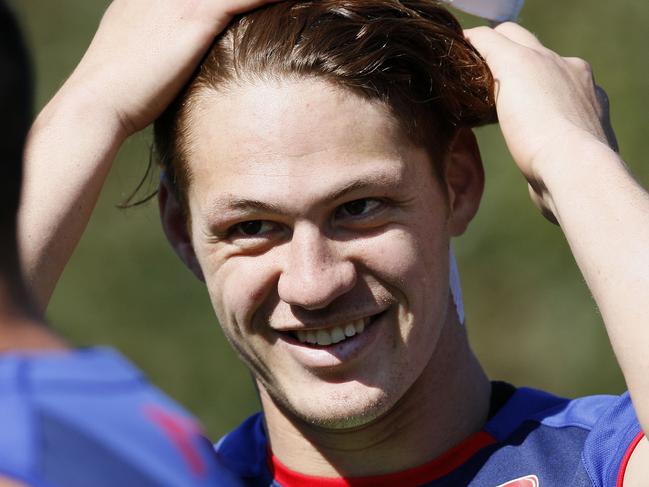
[[0, 352, 43, 484], [215, 412, 271, 483], [486, 386, 620, 438], [484, 387, 642, 487], [0, 348, 229, 486]]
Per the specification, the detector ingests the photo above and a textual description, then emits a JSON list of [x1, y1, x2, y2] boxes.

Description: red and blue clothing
[[215, 382, 643, 486], [0, 347, 242, 487]]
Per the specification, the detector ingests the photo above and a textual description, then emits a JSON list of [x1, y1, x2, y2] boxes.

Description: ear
[[445, 128, 485, 236], [158, 175, 205, 282]]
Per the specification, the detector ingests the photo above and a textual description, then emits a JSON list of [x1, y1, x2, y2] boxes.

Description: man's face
[[176, 79, 463, 427]]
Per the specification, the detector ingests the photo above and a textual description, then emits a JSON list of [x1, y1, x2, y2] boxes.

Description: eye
[[230, 220, 277, 238], [336, 198, 383, 219]]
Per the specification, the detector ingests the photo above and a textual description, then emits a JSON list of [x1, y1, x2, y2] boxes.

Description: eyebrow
[[210, 171, 400, 216], [326, 178, 382, 202], [220, 199, 284, 214]]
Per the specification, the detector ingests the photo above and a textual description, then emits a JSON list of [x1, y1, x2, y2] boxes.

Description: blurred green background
[[9, 0, 649, 439]]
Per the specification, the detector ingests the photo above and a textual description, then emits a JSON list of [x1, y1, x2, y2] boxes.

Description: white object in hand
[[441, 0, 524, 22]]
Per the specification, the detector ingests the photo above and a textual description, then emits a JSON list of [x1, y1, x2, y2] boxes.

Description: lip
[[277, 311, 386, 369]]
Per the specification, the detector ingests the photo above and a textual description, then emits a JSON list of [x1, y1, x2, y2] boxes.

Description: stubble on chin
[[258, 374, 403, 432]]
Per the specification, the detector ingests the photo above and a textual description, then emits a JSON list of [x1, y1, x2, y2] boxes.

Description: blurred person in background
[[0, 2, 245, 486], [18, 0, 649, 485]]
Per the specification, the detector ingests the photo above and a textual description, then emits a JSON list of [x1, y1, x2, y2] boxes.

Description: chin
[[278, 380, 400, 430]]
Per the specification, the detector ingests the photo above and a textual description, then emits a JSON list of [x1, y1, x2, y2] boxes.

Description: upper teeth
[[296, 319, 367, 346]]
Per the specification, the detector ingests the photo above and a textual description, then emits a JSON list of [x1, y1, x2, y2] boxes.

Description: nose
[[277, 223, 356, 310]]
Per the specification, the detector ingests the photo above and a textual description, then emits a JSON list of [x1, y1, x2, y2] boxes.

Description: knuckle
[[567, 57, 593, 74], [467, 25, 492, 37], [520, 48, 547, 66], [494, 21, 521, 34]]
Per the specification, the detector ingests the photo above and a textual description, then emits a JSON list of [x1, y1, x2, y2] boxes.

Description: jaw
[[257, 296, 491, 478], [252, 301, 436, 429]]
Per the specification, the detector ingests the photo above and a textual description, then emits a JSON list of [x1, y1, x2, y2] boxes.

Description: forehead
[[183, 79, 434, 212]]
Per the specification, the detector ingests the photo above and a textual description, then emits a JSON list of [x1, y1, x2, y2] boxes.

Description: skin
[[2, 2, 280, 485], [19, 0, 282, 307], [160, 79, 490, 474], [0, 281, 66, 353], [466, 24, 649, 482], [0, 478, 27, 487], [18, 0, 649, 481]]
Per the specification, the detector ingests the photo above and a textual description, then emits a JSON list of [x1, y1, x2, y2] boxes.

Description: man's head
[[156, 0, 494, 208], [0, 1, 32, 277], [156, 0, 494, 428]]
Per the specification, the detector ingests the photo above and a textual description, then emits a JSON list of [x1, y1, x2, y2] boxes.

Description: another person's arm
[[466, 23, 649, 482], [20, 0, 279, 308]]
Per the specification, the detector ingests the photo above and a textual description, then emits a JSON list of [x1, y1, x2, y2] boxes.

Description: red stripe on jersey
[[145, 404, 206, 477], [270, 430, 496, 487], [616, 431, 645, 487]]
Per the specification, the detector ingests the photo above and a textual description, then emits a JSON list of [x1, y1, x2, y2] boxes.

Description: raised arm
[[19, 0, 280, 309], [466, 23, 649, 481]]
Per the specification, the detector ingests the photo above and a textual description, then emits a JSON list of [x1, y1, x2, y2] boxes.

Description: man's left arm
[[466, 23, 649, 483]]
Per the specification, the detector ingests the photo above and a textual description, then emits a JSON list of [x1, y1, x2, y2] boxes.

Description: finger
[[221, 0, 284, 16], [564, 57, 595, 83], [494, 22, 546, 52], [464, 26, 522, 65]]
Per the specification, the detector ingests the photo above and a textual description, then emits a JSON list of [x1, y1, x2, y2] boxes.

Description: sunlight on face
[[182, 79, 453, 428]]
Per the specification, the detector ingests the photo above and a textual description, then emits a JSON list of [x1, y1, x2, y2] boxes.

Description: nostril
[[278, 232, 357, 310], [278, 267, 357, 310]]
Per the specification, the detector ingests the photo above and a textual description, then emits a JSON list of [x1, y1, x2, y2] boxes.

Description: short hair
[[154, 0, 495, 208], [0, 1, 32, 254]]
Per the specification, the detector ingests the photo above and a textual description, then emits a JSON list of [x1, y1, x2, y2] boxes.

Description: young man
[[0, 3, 242, 486], [19, 0, 649, 485]]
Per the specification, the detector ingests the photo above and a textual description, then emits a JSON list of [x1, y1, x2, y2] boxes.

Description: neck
[[0, 277, 67, 353], [260, 303, 490, 478]]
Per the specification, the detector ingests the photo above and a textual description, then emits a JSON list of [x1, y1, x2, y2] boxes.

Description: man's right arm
[[20, 78, 125, 308], [466, 23, 649, 484], [20, 0, 281, 308]]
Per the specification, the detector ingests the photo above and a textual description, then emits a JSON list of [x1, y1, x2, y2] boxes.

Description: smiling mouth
[[287, 314, 381, 347]]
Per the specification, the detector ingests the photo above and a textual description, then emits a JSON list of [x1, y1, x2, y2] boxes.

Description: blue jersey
[[215, 383, 643, 486], [0, 347, 242, 487]]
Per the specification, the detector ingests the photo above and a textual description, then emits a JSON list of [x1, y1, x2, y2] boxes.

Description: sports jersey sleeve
[[580, 392, 643, 487], [0, 349, 245, 487]]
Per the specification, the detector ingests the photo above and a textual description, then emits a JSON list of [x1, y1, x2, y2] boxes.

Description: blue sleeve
[[0, 395, 33, 477], [215, 413, 272, 484], [581, 392, 643, 487]]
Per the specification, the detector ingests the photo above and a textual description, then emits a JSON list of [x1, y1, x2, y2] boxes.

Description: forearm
[[542, 138, 649, 428], [17, 0, 285, 310], [19, 83, 126, 309]]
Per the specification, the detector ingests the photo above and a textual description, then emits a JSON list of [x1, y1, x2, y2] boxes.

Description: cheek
[[360, 226, 448, 301], [361, 225, 450, 351], [359, 228, 420, 274], [201, 251, 279, 333]]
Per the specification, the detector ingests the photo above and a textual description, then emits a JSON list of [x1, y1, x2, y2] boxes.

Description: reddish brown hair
[[154, 0, 495, 207]]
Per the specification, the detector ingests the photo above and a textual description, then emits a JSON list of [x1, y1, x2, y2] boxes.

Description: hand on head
[[68, 0, 283, 137], [465, 22, 617, 222]]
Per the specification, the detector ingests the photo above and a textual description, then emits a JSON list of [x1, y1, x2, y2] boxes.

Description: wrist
[[48, 74, 131, 143], [535, 133, 620, 183], [27, 79, 130, 178], [530, 134, 626, 223]]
